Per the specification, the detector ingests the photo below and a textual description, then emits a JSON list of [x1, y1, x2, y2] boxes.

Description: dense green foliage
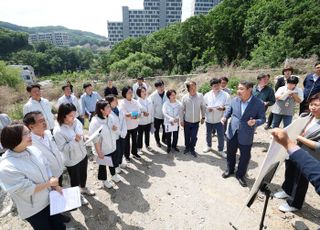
[[100, 0, 319, 77], [0, 61, 23, 88], [0, 21, 108, 46]]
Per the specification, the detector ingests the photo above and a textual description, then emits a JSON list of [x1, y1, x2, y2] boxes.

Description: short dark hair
[[239, 80, 254, 89], [137, 76, 144, 80], [210, 78, 221, 86], [1, 124, 24, 150], [308, 92, 320, 104], [105, 94, 117, 104], [83, 83, 92, 89], [95, 100, 109, 119], [136, 86, 146, 98], [121, 86, 133, 98], [23, 111, 42, 128], [220, 77, 229, 82], [257, 73, 268, 80], [57, 103, 77, 125], [154, 79, 164, 88], [62, 85, 71, 91], [287, 76, 299, 85], [186, 80, 196, 91], [166, 89, 176, 98], [26, 83, 41, 92], [314, 62, 320, 67], [282, 66, 294, 75]]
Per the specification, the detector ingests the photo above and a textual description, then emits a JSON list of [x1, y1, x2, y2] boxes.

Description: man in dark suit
[[221, 80, 266, 187], [271, 128, 320, 196]]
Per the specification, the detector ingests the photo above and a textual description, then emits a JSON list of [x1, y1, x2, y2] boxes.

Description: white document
[[165, 123, 178, 132], [244, 115, 310, 207], [84, 125, 103, 146], [96, 155, 114, 167], [50, 187, 81, 215]]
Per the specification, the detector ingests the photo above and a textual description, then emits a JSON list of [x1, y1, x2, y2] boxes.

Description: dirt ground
[[1, 124, 319, 230]]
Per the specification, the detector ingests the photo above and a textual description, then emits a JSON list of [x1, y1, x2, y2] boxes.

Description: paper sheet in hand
[[165, 123, 178, 132], [50, 187, 81, 215], [84, 125, 103, 146], [244, 115, 310, 207], [96, 155, 114, 166]]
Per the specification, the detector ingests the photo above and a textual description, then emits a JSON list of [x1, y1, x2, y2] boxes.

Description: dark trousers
[[137, 123, 151, 148], [282, 160, 309, 209], [66, 155, 88, 188], [226, 132, 252, 178], [184, 121, 199, 151], [154, 118, 166, 144], [97, 151, 117, 181], [26, 205, 65, 230], [166, 130, 179, 149], [124, 128, 138, 159], [267, 112, 273, 127], [116, 138, 125, 165]]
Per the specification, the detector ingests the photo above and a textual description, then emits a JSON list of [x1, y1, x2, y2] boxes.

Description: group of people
[[0, 62, 319, 229]]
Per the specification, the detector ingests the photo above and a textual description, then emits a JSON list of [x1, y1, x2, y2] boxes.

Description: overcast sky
[[0, 0, 144, 37]]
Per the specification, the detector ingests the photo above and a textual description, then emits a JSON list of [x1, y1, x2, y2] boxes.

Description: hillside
[[0, 21, 108, 47]]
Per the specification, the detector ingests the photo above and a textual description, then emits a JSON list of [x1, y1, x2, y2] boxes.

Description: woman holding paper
[[272, 76, 304, 128], [0, 124, 65, 229], [54, 103, 95, 205], [89, 100, 121, 189], [119, 86, 141, 161], [162, 89, 182, 153], [275, 93, 320, 212], [137, 86, 154, 153], [106, 95, 128, 171]]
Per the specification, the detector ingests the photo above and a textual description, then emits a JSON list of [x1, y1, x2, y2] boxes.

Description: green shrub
[[198, 82, 211, 95], [8, 103, 24, 120]]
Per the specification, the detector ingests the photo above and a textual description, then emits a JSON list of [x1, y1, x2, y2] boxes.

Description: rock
[[0, 188, 15, 217], [291, 220, 309, 230]]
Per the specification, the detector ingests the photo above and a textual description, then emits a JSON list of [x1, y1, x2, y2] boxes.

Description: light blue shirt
[[240, 95, 253, 115], [80, 92, 102, 115]]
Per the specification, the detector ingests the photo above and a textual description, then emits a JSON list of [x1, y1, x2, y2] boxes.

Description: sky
[[0, 0, 144, 37]]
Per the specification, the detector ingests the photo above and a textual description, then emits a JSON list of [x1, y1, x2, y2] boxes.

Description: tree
[[0, 61, 23, 88]]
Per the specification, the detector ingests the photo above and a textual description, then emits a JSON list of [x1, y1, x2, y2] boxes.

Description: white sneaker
[[137, 148, 143, 155], [120, 163, 127, 169], [81, 187, 95, 196], [203, 146, 212, 153], [116, 167, 122, 174], [81, 195, 89, 205], [218, 151, 227, 158], [112, 174, 121, 183], [274, 190, 289, 199], [103, 180, 113, 189], [279, 202, 298, 212]]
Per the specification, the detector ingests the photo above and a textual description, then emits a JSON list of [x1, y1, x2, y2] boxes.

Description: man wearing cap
[[300, 62, 320, 114], [80, 83, 102, 121], [253, 73, 275, 111], [133, 77, 149, 99]]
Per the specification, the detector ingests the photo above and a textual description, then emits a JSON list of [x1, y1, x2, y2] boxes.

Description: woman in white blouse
[[89, 100, 121, 189], [136, 86, 154, 153], [53, 103, 95, 205], [119, 86, 141, 161], [162, 89, 182, 153]]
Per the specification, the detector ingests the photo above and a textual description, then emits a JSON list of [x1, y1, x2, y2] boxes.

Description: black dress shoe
[[222, 170, 234, 178], [125, 157, 131, 162], [156, 142, 161, 147], [190, 151, 198, 158], [236, 176, 247, 187], [173, 147, 180, 152], [60, 213, 71, 223], [133, 154, 141, 159], [183, 149, 190, 154], [167, 148, 171, 154]]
